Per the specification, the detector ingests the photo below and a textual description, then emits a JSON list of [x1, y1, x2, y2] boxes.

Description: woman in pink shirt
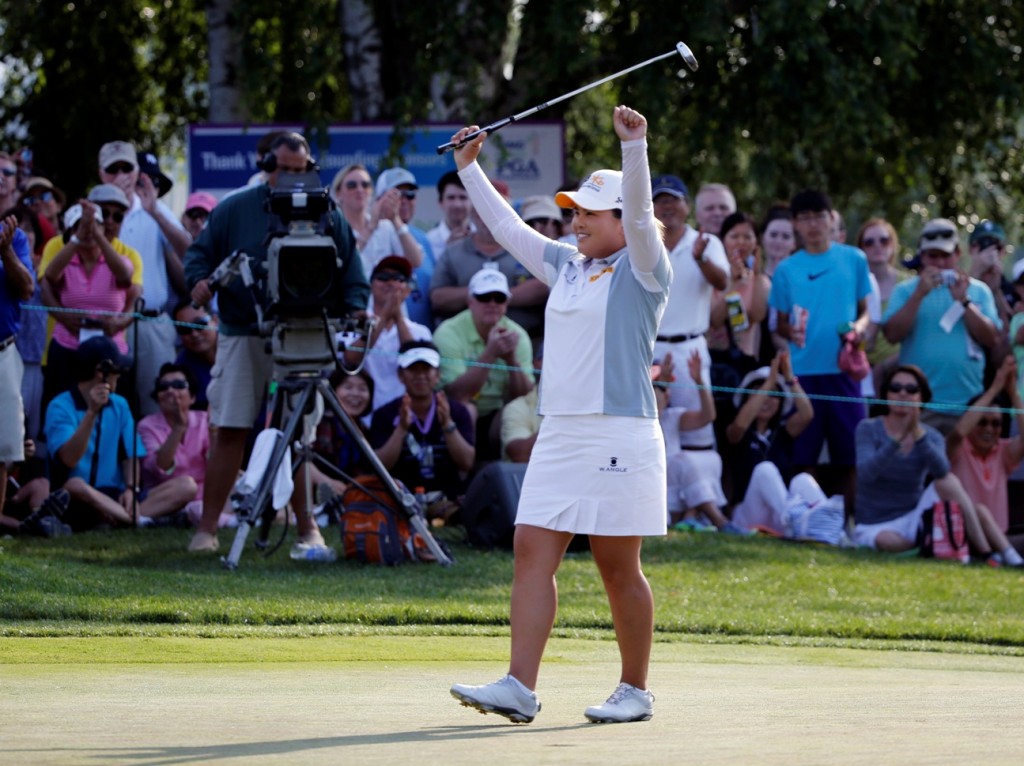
[[138, 364, 219, 526]]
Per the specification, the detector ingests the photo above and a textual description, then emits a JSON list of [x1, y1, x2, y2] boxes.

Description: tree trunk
[[340, 0, 385, 121], [206, 0, 247, 122]]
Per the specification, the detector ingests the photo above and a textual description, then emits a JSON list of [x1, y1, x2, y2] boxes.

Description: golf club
[[436, 41, 699, 155]]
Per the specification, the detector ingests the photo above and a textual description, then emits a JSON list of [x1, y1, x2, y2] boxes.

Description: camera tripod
[[222, 317, 453, 570]]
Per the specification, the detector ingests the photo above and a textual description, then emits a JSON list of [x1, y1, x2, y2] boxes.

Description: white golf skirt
[[516, 414, 668, 536]]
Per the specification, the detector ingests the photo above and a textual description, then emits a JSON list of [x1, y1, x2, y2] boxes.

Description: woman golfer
[[450, 105, 670, 724]]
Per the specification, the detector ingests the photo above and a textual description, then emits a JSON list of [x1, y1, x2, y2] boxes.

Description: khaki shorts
[[0, 343, 26, 462], [207, 335, 274, 429]]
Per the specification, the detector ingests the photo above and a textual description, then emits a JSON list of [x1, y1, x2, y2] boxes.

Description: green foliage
[[2, 528, 1023, 650], [0, 0, 207, 200]]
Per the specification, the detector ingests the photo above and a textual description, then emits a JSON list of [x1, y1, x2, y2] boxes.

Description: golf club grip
[[436, 118, 513, 155]]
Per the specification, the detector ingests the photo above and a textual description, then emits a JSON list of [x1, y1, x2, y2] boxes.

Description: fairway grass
[[2, 637, 1023, 766]]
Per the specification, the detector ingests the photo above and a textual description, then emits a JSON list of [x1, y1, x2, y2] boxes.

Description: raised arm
[[614, 106, 666, 275]]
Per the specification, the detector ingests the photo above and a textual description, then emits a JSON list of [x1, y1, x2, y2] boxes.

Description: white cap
[[519, 195, 562, 223], [64, 204, 103, 230], [398, 346, 440, 368], [555, 170, 623, 211], [733, 366, 794, 416], [375, 167, 418, 198], [468, 269, 511, 297]]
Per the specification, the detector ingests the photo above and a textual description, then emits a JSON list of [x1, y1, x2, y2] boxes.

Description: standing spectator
[[184, 131, 369, 553], [171, 300, 218, 410], [38, 201, 141, 414], [968, 219, 1016, 331], [883, 219, 1001, 434], [760, 204, 796, 278], [370, 341, 475, 510], [946, 356, 1024, 561], [376, 168, 435, 326], [19, 176, 63, 243], [519, 196, 563, 241], [426, 170, 475, 258], [180, 192, 218, 242], [434, 269, 534, 461], [138, 364, 215, 528], [430, 181, 549, 339], [0, 214, 35, 531], [694, 182, 736, 237], [6, 206, 47, 441], [651, 174, 728, 450], [346, 255, 432, 414], [830, 209, 847, 244], [709, 211, 770, 360], [769, 189, 871, 498], [97, 141, 190, 415], [0, 152, 20, 212], [857, 218, 906, 385]]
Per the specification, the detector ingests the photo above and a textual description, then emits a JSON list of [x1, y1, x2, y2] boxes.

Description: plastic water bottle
[[414, 486, 427, 515], [289, 542, 338, 562]]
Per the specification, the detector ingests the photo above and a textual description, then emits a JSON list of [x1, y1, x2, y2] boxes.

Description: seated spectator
[[658, 350, 736, 532], [171, 300, 217, 410], [724, 353, 816, 533], [0, 439, 70, 536], [500, 341, 543, 462], [44, 337, 192, 530], [434, 269, 534, 461], [138, 364, 219, 527], [946, 356, 1024, 563], [312, 368, 376, 487], [852, 364, 1016, 563], [968, 219, 1016, 330], [180, 192, 218, 242], [39, 199, 142, 415], [883, 219, 1001, 434], [344, 255, 431, 414], [370, 341, 474, 516]]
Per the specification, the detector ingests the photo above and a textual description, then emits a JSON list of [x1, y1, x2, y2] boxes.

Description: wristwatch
[[442, 421, 458, 434], [961, 297, 972, 308]]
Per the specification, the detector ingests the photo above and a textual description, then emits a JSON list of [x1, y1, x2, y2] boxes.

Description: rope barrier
[[24, 303, 1024, 417]]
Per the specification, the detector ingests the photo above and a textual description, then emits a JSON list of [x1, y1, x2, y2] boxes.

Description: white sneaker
[[450, 675, 540, 723], [584, 682, 654, 723]]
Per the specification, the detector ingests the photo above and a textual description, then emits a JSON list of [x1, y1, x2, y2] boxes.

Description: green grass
[[1, 527, 1022, 653]]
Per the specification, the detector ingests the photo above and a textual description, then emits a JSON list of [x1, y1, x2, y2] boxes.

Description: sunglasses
[[185, 209, 209, 221], [399, 190, 417, 199], [474, 292, 508, 304], [105, 162, 135, 176], [529, 218, 561, 228], [344, 179, 372, 190], [921, 228, 955, 241], [156, 379, 189, 392], [862, 236, 890, 247], [888, 382, 921, 395], [976, 417, 1002, 429], [0, 167, 17, 177], [372, 272, 407, 283], [973, 236, 1002, 251], [99, 206, 125, 223], [175, 317, 211, 335], [22, 191, 54, 205]]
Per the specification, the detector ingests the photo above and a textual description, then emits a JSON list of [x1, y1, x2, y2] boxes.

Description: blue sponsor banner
[[188, 122, 565, 225]]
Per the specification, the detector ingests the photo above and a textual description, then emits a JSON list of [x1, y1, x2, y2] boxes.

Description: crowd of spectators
[[1, 137, 1021, 566]]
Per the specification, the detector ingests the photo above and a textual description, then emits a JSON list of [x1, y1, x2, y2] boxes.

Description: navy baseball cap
[[651, 175, 689, 199]]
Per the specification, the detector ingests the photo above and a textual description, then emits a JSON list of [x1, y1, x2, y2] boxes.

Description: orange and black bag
[[337, 475, 430, 565]]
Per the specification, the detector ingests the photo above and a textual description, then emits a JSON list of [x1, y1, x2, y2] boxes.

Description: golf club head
[[676, 42, 699, 71]]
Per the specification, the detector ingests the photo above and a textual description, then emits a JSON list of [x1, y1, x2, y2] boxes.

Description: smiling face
[[334, 374, 371, 418], [967, 413, 1002, 454], [653, 192, 689, 233], [860, 223, 895, 267], [572, 206, 625, 259], [762, 218, 795, 272], [695, 188, 735, 235], [399, 362, 440, 398], [440, 183, 471, 228]]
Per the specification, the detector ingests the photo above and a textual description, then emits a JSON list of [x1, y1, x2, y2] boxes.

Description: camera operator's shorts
[[207, 335, 274, 429]]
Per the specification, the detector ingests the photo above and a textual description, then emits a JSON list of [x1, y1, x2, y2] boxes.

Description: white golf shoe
[[450, 674, 540, 723], [584, 682, 654, 723]]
